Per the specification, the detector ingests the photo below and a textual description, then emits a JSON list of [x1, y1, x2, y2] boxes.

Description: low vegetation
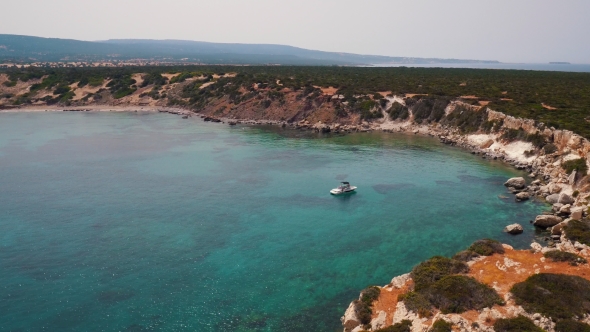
[[468, 239, 505, 256], [562, 158, 588, 176], [429, 319, 452, 332], [555, 319, 590, 332], [427, 275, 503, 314], [511, 273, 590, 320], [401, 254, 502, 316], [564, 220, 590, 246], [398, 291, 433, 317], [440, 104, 487, 133], [410, 256, 469, 291], [353, 286, 381, 325], [373, 320, 412, 332], [3, 66, 590, 138], [493, 315, 544, 332], [500, 128, 547, 148], [543, 250, 587, 265]]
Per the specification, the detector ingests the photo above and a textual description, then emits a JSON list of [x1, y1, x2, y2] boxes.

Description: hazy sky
[[2, 0, 589, 63]]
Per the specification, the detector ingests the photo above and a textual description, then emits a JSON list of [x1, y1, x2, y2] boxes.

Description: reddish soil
[[370, 247, 590, 327]]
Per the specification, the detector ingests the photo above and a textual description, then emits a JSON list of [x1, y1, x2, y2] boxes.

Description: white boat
[[330, 182, 357, 195]]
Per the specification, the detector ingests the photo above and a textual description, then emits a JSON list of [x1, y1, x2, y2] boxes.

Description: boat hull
[[330, 186, 357, 195]]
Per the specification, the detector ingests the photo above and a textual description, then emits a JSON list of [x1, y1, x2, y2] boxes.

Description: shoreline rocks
[[504, 177, 526, 189], [504, 223, 524, 235], [533, 215, 563, 228]]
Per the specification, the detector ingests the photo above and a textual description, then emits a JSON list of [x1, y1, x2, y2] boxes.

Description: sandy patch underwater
[[0, 112, 546, 331]]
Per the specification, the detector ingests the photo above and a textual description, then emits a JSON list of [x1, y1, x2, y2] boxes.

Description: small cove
[[0, 112, 546, 331]]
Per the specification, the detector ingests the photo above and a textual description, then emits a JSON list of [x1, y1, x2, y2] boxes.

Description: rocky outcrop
[[515, 192, 530, 202], [546, 194, 560, 204], [571, 206, 586, 220], [558, 193, 575, 205], [504, 177, 526, 189], [389, 273, 411, 289], [533, 215, 563, 228], [341, 302, 361, 331], [370, 311, 387, 330], [504, 223, 524, 234], [391, 302, 426, 331]]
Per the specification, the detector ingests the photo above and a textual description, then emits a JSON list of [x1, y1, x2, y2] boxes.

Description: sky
[[1, 0, 589, 63]]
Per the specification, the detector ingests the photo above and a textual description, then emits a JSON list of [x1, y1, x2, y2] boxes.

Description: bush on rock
[[511, 273, 590, 320]]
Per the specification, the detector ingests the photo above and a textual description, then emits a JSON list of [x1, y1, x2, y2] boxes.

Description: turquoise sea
[[0, 112, 546, 331]]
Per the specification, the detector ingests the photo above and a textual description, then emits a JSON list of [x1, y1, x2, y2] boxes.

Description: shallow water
[[0, 112, 546, 331]]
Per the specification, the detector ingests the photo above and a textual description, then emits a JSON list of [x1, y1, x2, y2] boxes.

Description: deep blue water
[[371, 63, 590, 72], [0, 112, 545, 331]]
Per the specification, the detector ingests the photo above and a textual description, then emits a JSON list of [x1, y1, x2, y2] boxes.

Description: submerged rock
[[533, 215, 563, 228], [515, 192, 530, 202], [504, 223, 524, 235], [504, 177, 526, 189]]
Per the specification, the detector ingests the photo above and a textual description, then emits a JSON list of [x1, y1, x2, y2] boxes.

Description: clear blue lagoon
[[0, 112, 546, 331]]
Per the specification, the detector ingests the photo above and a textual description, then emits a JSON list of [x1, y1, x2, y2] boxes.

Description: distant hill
[[0, 34, 500, 65]]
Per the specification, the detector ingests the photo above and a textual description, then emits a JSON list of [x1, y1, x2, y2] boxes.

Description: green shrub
[[411, 256, 469, 291], [53, 84, 71, 95], [573, 190, 580, 197], [544, 250, 587, 265], [555, 319, 590, 332], [564, 220, 590, 246], [562, 158, 588, 176], [374, 320, 412, 332], [493, 315, 544, 332], [430, 319, 452, 332], [511, 273, 590, 320], [442, 105, 487, 133], [427, 275, 503, 314], [398, 291, 432, 318], [113, 88, 136, 99], [481, 120, 503, 133], [468, 239, 505, 256], [3, 80, 17, 87], [452, 250, 480, 262], [141, 73, 168, 87], [411, 98, 449, 123], [389, 102, 409, 120], [526, 133, 546, 149], [59, 91, 75, 102], [359, 99, 376, 111], [354, 286, 381, 325], [543, 143, 558, 154]]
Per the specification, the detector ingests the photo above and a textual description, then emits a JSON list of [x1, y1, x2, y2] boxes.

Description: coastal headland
[[2, 66, 590, 331]]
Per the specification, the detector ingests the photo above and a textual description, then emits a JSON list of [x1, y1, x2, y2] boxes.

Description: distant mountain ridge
[[0, 34, 500, 65]]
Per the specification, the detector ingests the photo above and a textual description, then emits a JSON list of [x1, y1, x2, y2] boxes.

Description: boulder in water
[[533, 215, 563, 228], [504, 177, 526, 189], [504, 223, 524, 235], [515, 192, 530, 202]]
